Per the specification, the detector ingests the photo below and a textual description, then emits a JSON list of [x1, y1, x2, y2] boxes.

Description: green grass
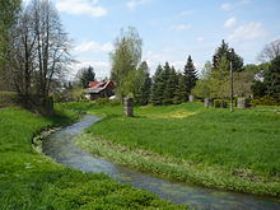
[[0, 106, 184, 209], [72, 102, 280, 197]]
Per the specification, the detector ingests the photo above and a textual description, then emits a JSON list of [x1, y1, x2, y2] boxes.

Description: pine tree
[[184, 55, 198, 97], [173, 73, 186, 104], [163, 66, 178, 104], [78, 66, 95, 88], [134, 61, 152, 105], [264, 55, 280, 100], [212, 39, 243, 72], [151, 65, 163, 105]]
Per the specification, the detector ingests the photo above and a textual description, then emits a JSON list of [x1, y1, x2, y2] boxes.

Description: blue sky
[[27, 0, 280, 79]]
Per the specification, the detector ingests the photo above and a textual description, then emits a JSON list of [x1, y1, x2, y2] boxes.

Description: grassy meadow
[[68, 102, 280, 197], [0, 106, 184, 209]]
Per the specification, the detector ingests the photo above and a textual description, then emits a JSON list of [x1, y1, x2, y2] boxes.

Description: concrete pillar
[[237, 97, 247, 109], [204, 98, 210, 108], [124, 97, 133, 117], [189, 95, 194, 102]]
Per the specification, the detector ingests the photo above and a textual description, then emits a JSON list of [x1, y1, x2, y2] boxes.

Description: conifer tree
[[174, 73, 187, 104], [212, 39, 243, 72], [184, 55, 198, 97], [163, 66, 178, 104], [151, 65, 163, 105], [134, 61, 152, 105], [264, 55, 280, 100]]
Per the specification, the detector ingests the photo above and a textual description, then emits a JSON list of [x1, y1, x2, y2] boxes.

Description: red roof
[[88, 81, 101, 89], [87, 80, 115, 94]]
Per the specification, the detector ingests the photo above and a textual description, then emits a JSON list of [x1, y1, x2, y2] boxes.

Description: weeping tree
[[110, 27, 142, 100]]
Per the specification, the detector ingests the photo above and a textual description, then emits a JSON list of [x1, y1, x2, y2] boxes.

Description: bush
[[95, 98, 110, 105], [213, 99, 228, 108], [252, 96, 280, 106], [0, 91, 18, 107]]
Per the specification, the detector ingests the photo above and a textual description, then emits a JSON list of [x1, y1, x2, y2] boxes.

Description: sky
[[24, 0, 280, 79]]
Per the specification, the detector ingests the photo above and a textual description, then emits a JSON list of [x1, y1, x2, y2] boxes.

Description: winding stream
[[43, 115, 280, 210]]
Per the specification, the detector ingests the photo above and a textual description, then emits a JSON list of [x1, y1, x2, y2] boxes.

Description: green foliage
[[251, 80, 267, 98], [151, 63, 187, 105], [184, 55, 198, 95], [151, 65, 164, 105], [212, 39, 244, 72], [0, 91, 18, 107], [0, 107, 182, 209], [264, 55, 280, 100], [251, 96, 279, 106], [174, 73, 187, 104], [110, 27, 142, 98], [77, 66, 95, 88], [134, 61, 152, 105], [192, 61, 211, 98], [75, 102, 280, 197], [0, 0, 21, 90], [213, 99, 228, 108], [163, 66, 178, 104]]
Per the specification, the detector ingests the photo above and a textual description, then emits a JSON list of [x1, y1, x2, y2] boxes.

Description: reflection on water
[[43, 115, 280, 210]]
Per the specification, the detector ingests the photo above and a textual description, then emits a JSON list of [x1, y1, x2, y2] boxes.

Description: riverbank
[[0, 106, 183, 209], [72, 102, 280, 198]]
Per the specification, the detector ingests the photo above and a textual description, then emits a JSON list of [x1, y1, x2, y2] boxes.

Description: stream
[[43, 115, 280, 210]]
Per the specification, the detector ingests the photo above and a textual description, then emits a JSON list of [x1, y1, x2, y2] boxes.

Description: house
[[85, 80, 115, 100]]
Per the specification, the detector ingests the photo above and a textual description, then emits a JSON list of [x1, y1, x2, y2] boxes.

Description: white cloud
[[228, 22, 267, 42], [56, 0, 107, 17], [172, 24, 192, 31], [126, 0, 151, 10], [220, 0, 251, 12], [221, 3, 232, 11], [224, 17, 237, 28], [196, 37, 205, 43], [74, 41, 113, 53]]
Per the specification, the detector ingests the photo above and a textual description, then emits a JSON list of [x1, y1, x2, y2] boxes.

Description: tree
[[251, 80, 266, 98], [8, 4, 37, 100], [209, 55, 230, 98], [134, 61, 151, 105], [0, 0, 21, 90], [212, 39, 243, 72], [8, 0, 72, 113], [163, 66, 177, 104], [192, 61, 212, 99], [32, 0, 72, 100], [259, 39, 280, 62], [174, 73, 187, 104], [184, 55, 198, 97], [77, 66, 95, 88], [110, 27, 142, 99], [151, 64, 163, 105], [264, 55, 280, 100]]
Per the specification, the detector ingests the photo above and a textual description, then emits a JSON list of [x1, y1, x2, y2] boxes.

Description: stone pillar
[[189, 95, 194, 102], [237, 97, 247, 109], [124, 97, 133, 117], [204, 98, 210, 108]]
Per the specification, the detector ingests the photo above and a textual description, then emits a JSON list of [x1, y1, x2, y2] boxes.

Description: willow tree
[[110, 27, 142, 99]]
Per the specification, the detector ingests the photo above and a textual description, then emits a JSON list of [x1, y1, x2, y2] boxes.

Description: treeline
[[149, 56, 197, 105], [110, 27, 198, 106]]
